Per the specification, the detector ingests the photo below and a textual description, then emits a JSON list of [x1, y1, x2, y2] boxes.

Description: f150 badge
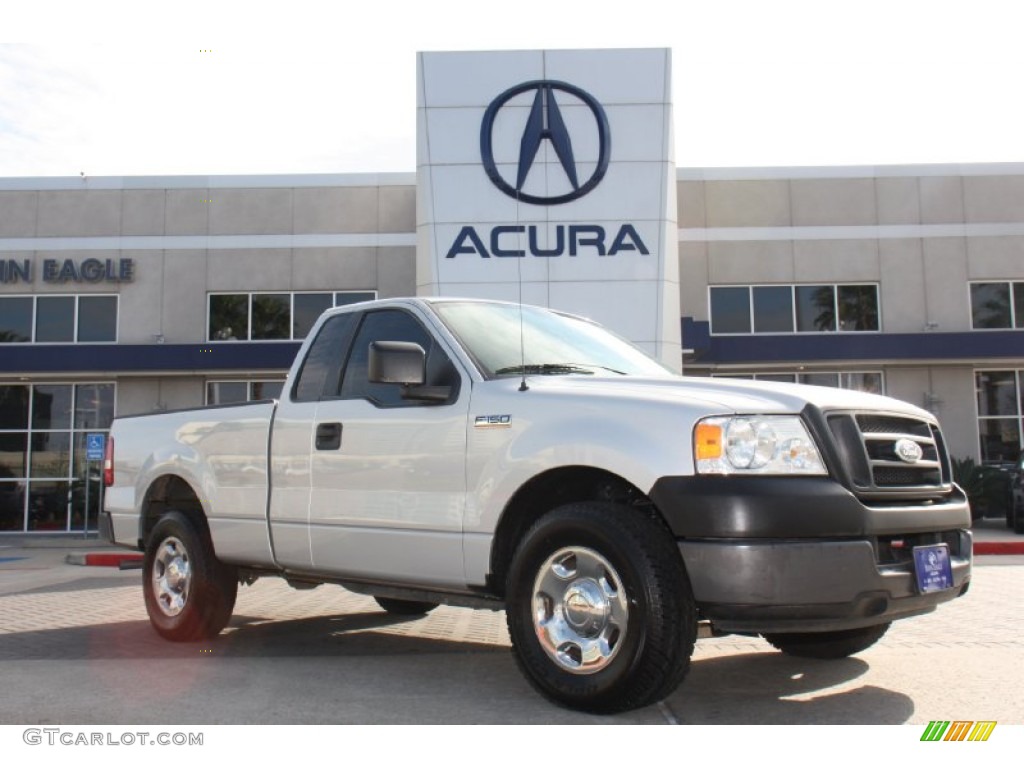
[[475, 415, 512, 428]]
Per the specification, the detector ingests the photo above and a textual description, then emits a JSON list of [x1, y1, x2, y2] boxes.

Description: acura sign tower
[[416, 49, 681, 370]]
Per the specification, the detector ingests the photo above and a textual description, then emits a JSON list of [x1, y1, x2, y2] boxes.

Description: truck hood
[[517, 374, 935, 420]]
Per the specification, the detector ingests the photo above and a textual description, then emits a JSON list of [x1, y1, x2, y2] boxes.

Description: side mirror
[[368, 341, 426, 385]]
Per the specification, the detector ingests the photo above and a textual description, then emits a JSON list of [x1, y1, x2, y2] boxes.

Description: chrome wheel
[[152, 536, 191, 617], [532, 546, 629, 674]]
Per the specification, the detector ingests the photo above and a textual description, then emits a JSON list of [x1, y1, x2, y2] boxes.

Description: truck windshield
[[433, 301, 674, 379]]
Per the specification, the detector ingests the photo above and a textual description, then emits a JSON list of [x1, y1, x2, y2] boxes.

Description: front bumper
[[650, 475, 973, 633], [679, 533, 971, 633]]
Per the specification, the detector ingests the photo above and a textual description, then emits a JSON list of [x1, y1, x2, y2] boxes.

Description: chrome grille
[[826, 412, 951, 499]]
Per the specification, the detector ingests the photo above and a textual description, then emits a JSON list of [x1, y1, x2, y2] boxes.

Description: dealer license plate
[[913, 544, 953, 593]]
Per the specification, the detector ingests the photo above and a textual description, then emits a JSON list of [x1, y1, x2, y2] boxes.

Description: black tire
[[762, 622, 890, 659], [374, 597, 439, 615], [142, 511, 238, 641], [505, 502, 697, 714]]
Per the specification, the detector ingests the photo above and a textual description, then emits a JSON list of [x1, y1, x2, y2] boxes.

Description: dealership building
[[1, 48, 1023, 532]]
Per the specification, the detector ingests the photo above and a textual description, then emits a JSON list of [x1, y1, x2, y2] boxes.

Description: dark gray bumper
[[679, 532, 972, 633]]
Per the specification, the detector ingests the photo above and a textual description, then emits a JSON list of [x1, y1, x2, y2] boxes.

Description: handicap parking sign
[[86, 433, 106, 462]]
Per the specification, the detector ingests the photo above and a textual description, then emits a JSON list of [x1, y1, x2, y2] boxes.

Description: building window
[[0, 295, 118, 343], [710, 284, 879, 335], [0, 382, 115, 532], [970, 282, 1024, 329], [206, 380, 286, 405], [711, 371, 884, 394], [208, 291, 376, 341], [975, 370, 1023, 463]]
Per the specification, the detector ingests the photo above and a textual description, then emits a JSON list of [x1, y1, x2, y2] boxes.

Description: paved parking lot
[[1, 540, 1022, 725]]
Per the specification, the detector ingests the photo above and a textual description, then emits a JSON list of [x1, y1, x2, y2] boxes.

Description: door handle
[[315, 422, 342, 450]]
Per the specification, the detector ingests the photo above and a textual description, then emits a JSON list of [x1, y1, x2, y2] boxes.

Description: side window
[[339, 309, 458, 407], [291, 313, 356, 402]]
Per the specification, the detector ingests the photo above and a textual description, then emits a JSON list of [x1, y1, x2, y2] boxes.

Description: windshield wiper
[[494, 363, 595, 376], [494, 363, 627, 376]]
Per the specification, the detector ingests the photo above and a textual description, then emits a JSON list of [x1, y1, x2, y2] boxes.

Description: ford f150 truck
[[102, 297, 972, 713]]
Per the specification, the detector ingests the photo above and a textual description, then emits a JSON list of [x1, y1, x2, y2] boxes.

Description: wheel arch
[[488, 465, 672, 597], [138, 474, 212, 551]]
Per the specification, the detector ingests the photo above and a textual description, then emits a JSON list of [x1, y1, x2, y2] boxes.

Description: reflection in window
[[709, 287, 750, 334], [293, 293, 333, 339], [710, 284, 879, 335], [29, 431, 71, 478], [0, 295, 116, 343], [209, 294, 248, 340], [970, 282, 1018, 329], [31, 385, 72, 430], [77, 296, 118, 342], [74, 384, 115, 430], [0, 386, 30, 429], [28, 481, 69, 531], [334, 291, 376, 308], [251, 294, 291, 340], [0, 482, 25, 531], [711, 370, 883, 394], [795, 286, 836, 332], [0, 297, 32, 342], [752, 286, 793, 333], [209, 291, 377, 341], [206, 380, 286, 405], [976, 370, 1023, 463], [838, 285, 880, 331], [35, 296, 75, 342], [0, 382, 114, 532]]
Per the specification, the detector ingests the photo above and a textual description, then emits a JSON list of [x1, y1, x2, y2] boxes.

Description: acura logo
[[480, 80, 611, 205], [894, 438, 924, 464]]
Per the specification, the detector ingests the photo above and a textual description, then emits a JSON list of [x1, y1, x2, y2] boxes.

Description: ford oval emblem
[[895, 438, 924, 464]]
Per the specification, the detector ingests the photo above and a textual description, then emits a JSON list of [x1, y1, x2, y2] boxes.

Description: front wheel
[[143, 511, 238, 641], [762, 623, 891, 659], [505, 502, 697, 714]]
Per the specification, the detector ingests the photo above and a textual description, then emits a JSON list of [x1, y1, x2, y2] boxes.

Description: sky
[[1, 0, 1022, 178]]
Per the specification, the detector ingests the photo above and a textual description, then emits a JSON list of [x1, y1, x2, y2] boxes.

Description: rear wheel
[[505, 502, 696, 714], [373, 597, 439, 615], [143, 511, 237, 641], [762, 623, 890, 659]]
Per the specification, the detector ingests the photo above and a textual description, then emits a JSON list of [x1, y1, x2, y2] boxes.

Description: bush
[[951, 457, 1013, 520]]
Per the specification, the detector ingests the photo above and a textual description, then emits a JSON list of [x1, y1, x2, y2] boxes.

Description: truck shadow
[[0, 614, 914, 724], [0, 612, 506, 660], [666, 652, 915, 724]]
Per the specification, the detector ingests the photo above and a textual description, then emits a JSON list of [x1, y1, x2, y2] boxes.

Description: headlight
[[695, 416, 827, 475]]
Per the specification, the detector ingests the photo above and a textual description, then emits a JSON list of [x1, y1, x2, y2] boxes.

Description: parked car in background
[[1010, 456, 1024, 534]]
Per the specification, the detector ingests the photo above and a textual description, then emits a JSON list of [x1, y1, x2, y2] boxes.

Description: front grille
[[826, 411, 951, 500]]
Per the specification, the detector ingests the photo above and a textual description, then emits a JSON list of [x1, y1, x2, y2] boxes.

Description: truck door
[[268, 311, 357, 570], [307, 307, 470, 586]]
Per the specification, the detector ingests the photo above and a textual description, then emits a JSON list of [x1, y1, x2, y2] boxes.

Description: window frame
[[0, 294, 119, 344], [205, 379, 287, 405], [974, 369, 1024, 464], [968, 280, 1022, 330], [332, 307, 461, 409], [709, 370, 885, 394], [207, 290, 377, 342], [0, 381, 116, 533], [708, 283, 881, 336]]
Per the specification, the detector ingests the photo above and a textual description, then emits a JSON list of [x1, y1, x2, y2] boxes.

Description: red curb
[[974, 541, 1024, 556], [82, 553, 144, 567]]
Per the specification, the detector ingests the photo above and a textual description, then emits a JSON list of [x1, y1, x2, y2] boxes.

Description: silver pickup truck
[[102, 297, 972, 713]]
